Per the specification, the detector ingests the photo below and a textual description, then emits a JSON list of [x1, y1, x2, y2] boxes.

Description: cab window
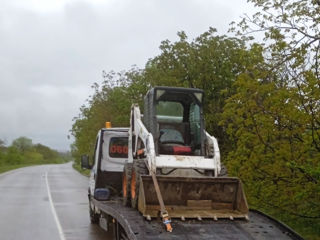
[[109, 137, 128, 158], [156, 101, 183, 122]]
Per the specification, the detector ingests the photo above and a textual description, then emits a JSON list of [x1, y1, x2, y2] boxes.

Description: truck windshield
[[109, 137, 128, 158]]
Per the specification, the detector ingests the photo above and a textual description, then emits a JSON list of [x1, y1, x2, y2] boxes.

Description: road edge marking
[[45, 171, 66, 240]]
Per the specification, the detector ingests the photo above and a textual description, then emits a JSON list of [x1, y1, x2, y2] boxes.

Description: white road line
[[45, 171, 66, 240]]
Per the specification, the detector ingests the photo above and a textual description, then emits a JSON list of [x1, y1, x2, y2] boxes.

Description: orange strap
[[163, 217, 172, 232], [137, 149, 145, 156]]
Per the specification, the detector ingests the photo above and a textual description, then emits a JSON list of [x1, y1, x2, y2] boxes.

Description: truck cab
[[81, 126, 129, 223]]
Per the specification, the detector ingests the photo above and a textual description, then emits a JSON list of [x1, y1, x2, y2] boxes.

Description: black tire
[[122, 163, 132, 206], [113, 219, 129, 240], [120, 232, 130, 240], [89, 198, 99, 224], [130, 159, 148, 209], [219, 162, 228, 176]]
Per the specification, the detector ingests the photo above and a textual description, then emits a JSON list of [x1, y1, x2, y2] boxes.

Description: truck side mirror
[[81, 155, 91, 169]]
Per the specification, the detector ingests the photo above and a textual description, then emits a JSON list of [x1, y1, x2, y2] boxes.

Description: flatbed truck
[[81, 125, 304, 240]]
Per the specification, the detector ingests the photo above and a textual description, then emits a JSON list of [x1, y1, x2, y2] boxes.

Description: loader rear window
[[109, 137, 128, 158], [156, 101, 183, 121]]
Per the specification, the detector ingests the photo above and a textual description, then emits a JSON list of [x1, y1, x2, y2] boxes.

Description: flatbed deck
[[93, 199, 304, 240]]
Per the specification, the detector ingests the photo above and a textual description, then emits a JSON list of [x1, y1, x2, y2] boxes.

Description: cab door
[[89, 131, 102, 196]]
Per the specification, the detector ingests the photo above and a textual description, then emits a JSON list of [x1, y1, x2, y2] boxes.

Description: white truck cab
[[89, 127, 128, 196], [81, 126, 129, 223]]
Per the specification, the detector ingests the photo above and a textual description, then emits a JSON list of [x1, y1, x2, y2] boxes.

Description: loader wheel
[[122, 163, 132, 206], [113, 218, 129, 240], [130, 159, 148, 209]]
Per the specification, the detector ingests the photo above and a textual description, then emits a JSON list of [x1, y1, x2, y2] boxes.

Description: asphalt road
[[0, 162, 112, 240]]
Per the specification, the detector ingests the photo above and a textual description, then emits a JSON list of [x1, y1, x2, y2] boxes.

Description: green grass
[[72, 162, 90, 177], [0, 163, 40, 174], [0, 158, 71, 175], [0, 161, 66, 174]]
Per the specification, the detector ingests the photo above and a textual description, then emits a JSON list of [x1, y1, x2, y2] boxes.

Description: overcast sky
[[0, 0, 254, 151]]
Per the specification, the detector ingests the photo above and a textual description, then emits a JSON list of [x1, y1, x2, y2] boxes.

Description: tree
[[223, 0, 320, 237], [0, 139, 6, 153], [33, 144, 59, 162], [233, 0, 320, 89], [70, 68, 148, 163], [4, 146, 23, 164], [0, 139, 4, 164], [12, 137, 33, 153]]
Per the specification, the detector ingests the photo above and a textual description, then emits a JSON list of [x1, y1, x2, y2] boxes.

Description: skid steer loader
[[122, 86, 248, 231]]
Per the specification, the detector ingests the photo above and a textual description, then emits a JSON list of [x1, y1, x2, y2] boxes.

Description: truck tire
[[130, 159, 148, 209], [122, 163, 132, 206], [113, 219, 129, 240], [89, 199, 99, 224]]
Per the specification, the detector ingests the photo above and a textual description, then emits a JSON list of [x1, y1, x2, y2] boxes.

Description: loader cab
[[143, 87, 205, 156]]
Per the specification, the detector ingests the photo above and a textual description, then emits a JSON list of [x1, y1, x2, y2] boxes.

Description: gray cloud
[[0, 0, 254, 150]]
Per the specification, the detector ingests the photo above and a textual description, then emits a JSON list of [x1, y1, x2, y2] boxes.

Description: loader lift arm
[[129, 104, 172, 231]]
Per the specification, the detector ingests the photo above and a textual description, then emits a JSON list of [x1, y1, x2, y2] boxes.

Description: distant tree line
[[0, 137, 70, 167], [71, 1, 319, 238]]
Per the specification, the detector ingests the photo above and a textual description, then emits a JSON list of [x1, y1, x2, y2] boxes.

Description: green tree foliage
[[33, 144, 60, 163], [222, 0, 320, 238], [12, 137, 33, 153], [0, 137, 68, 172], [4, 146, 23, 165], [222, 73, 320, 236], [70, 68, 149, 162], [0, 139, 5, 148], [0, 139, 6, 163]]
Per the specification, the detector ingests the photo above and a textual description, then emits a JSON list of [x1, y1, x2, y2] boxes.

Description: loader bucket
[[138, 176, 249, 220]]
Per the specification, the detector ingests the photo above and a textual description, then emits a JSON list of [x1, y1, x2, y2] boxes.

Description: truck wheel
[[113, 219, 129, 240], [89, 199, 99, 224], [130, 159, 148, 209], [122, 163, 132, 206]]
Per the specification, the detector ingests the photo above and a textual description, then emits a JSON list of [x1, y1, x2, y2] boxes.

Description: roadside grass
[[0, 157, 71, 175], [73, 162, 90, 177], [0, 163, 38, 174], [0, 160, 69, 174]]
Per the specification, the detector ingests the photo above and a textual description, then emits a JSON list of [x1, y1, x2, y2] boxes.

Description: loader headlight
[[156, 90, 165, 100], [194, 92, 203, 103]]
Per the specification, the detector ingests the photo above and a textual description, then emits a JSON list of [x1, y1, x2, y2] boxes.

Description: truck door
[[89, 132, 102, 196]]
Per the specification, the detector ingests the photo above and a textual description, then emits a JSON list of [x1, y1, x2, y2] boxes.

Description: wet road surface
[[0, 162, 112, 240]]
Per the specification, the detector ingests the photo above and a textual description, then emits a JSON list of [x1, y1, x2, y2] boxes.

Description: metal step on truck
[[81, 87, 304, 240]]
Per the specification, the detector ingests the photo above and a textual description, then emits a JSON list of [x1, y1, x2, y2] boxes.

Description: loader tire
[[130, 159, 148, 209], [219, 163, 228, 176], [122, 163, 132, 206]]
